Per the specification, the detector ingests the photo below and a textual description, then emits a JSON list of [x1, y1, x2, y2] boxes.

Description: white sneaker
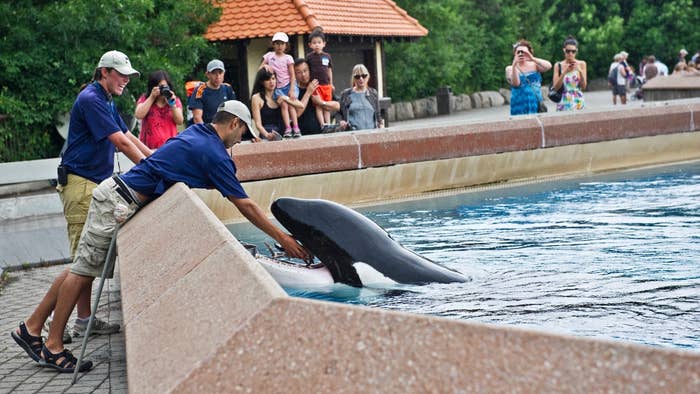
[[43, 317, 73, 344], [72, 317, 120, 337]]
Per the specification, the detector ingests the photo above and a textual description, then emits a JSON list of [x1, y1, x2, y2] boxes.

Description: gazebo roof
[[205, 0, 428, 41]]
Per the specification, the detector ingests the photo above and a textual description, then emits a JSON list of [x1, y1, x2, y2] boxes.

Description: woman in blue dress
[[506, 40, 552, 115]]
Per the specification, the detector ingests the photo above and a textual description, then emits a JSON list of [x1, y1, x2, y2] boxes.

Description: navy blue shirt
[[62, 82, 129, 183], [187, 83, 236, 124], [120, 123, 248, 200]]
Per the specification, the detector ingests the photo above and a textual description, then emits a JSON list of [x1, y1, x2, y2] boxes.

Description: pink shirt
[[137, 95, 182, 149], [263, 52, 294, 88]]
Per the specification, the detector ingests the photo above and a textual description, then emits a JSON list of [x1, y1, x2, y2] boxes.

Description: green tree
[[0, 0, 221, 162]]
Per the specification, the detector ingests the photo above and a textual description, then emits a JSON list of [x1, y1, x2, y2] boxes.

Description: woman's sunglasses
[[565, 49, 577, 54], [354, 74, 368, 79]]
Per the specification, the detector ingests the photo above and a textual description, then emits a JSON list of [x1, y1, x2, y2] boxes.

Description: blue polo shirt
[[120, 123, 248, 200], [187, 83, 236, 124], [61, 82, 129, 183]]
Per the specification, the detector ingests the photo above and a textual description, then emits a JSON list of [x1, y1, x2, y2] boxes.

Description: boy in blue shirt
[[12, 101, 309, 373]]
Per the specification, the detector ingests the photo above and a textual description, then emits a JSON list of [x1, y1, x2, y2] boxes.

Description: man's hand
[[277, 234, 310, 261]]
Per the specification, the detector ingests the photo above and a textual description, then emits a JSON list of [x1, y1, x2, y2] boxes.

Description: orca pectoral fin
[[321, 255, 363, 288]]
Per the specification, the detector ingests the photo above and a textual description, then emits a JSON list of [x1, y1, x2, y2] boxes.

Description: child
[[260, 32, 300, 138], [306, 27, 333, 129]]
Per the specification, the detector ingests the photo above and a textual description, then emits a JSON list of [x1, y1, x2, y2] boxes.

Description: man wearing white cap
[[12, 100, 309, 373], [188, 59, 237, 124], [35, 50, 153, 347]]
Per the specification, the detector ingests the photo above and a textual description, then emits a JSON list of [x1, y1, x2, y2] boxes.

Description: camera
[[159, 85, 173, 99]]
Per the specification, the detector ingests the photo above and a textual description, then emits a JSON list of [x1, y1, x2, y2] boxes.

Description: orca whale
[[270, 198, 467, 287]]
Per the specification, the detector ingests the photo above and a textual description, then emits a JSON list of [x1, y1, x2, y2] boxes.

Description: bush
[[0, 0, 221, 162]]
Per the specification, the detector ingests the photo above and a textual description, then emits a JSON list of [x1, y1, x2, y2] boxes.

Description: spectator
[[653, 56, 669, 76], [188, 59, 236, 124], [679, 48, 688, 64], [552, 36, 586, 111], [644, 55, 659, 81], [691, 49, 700, 64], [638, 56, 648, 78], [293, 58, 339, 135], [34, 50, 152, 348], [306, 27, 334, 130], [12, 101, 309, 373], [134, 70, 184, 149], [505, 39, 552, 115], [673, 62, 687, 74], [259, 32, 300, 138], [614, 55, 629, 105], [338, 64, 383, 131], [250, 68, 283, 142], [673, 62, 700, 76]]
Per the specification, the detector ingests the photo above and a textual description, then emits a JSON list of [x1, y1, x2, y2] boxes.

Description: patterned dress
[[510, 71, 543, 115], [556, 69, 584, 111]]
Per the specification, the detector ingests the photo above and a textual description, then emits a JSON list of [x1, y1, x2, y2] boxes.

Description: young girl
[[552, 35, 587, 111], [306, 27, 334, 129], [260, 32, 300, 138]]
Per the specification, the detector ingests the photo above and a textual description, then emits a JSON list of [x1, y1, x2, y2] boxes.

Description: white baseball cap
[[207, 59, 225, 73], [272, 32, 289, 43], [217, 100, 259, 138], [97, 50, 140, 77]]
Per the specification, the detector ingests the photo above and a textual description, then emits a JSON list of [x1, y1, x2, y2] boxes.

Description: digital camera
[[159, 85, 173, 99]]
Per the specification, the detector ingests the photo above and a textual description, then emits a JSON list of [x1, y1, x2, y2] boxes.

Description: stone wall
[[386, 89, 517, 122]]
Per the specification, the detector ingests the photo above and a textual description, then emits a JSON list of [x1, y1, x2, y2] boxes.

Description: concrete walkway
[[0, 264, 126, 393]]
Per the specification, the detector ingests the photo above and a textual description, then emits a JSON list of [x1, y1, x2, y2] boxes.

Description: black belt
[[112, 175, 138, 205]]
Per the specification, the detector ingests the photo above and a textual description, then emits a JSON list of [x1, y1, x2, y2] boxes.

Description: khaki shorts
[[70, 177, 140, 278], [57, 174, 97, 258]]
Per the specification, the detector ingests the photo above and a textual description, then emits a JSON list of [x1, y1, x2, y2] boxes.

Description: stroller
[[629, 73, 645, 100]]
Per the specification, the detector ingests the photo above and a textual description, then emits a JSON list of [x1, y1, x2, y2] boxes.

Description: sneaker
[[72, 317, 120, 337], [283, 128, 292, 139], [43, 318, 73, 344], [292, 127, 302, 138]]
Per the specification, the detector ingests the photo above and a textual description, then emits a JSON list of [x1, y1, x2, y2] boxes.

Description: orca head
[[271, 198, 363, 287]]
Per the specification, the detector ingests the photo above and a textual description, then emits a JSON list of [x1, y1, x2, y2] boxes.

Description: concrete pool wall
[[196, 102, 700, 223], [118, 183, 700, 393]]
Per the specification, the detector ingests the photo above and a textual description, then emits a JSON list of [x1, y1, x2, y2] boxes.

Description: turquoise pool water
[[228, 162, 700, 349]]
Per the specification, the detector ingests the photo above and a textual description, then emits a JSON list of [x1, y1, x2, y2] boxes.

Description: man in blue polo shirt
[[12, 101, 309, 373], [46, 50, 152, 344], [188, 59, 236, 125]]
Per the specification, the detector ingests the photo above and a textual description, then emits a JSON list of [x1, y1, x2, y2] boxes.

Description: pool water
[[228, 162, 700, 349]]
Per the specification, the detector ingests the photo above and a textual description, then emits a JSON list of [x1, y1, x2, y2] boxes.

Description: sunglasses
[[354, 74, 368, 79], [516, 50, 524, 55], [565, 49, 577, 54]]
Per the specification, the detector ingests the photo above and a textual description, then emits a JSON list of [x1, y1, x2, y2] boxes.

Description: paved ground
[[0, 265, 126, 393]]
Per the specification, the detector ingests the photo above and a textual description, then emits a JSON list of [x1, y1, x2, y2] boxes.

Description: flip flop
[[10, 321, 43, 362], [39, 345, 93, 373]]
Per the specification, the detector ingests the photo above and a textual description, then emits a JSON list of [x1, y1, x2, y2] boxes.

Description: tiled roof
[[205, 0, 428, 41]]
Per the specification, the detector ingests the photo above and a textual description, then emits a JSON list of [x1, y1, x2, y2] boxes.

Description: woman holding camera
[[506, 40, 552, 115], [552, 36, 587, 111], [135, 70, 184, 148]]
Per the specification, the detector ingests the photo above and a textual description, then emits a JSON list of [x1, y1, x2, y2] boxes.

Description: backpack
[[608, 66, 618, 85]]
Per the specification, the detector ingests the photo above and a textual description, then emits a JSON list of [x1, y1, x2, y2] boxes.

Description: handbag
[[548, 63, 564, 103]]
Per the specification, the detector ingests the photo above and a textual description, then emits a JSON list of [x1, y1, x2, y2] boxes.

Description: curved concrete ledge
[[232, 102, 699, 183], [119, 184, 700, 393]]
